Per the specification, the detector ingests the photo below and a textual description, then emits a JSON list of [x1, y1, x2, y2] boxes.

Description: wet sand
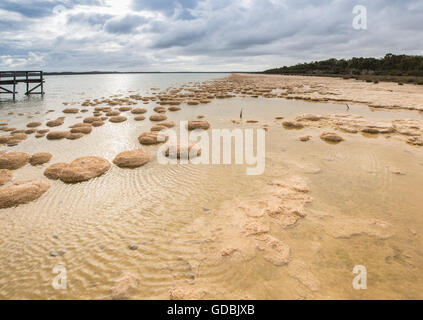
[[0, 74, 422, 299], [231, 73, 423, 112]]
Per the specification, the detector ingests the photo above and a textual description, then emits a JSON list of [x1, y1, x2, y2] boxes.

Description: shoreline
[[231, 73, 423, 112], [44, 71, 243, 76]]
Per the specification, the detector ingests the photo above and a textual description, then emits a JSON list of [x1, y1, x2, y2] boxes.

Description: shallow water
[[0, 74, 422, 299]]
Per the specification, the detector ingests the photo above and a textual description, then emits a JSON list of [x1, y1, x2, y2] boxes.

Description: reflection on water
[[0, 74, 422, 299]]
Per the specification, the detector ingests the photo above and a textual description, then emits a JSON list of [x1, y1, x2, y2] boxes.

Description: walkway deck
[[0, 71, 45, 100]]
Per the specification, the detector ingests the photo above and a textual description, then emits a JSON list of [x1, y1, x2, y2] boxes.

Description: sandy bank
[[232, 74, 423, 112]]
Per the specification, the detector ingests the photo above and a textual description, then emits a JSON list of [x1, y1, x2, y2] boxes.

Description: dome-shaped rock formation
[[30, 152, 53, 166], [187, 120, 210, 130], [44, 163, 68, 180], [0, 179, 50, 209], [58, 157, 111, 183], [320, 132, 344, 143], [138, 132, 168, 145], [149, 114, 167, 122], [164, 142, 201, 159], [0, 152, 31, 170], [113, 149, 152, 168]]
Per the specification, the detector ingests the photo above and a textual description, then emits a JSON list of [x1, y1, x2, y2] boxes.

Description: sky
[[0, 0, 422, 72]]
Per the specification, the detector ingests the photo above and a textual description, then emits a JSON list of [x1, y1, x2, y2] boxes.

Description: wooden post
[[40, 71, 44, 95], [26, 71, 29, 95], [13, 72, 16, 100]]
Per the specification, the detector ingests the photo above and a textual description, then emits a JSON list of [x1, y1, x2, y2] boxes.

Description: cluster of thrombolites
[[0, 79, 239, 208], [1, 75, 422, 209]]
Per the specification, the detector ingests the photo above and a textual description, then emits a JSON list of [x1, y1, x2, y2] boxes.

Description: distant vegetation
[[263, 54, 423, 84]]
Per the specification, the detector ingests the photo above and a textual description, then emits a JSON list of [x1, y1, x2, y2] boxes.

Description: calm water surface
[[0, 74, 422, 299]]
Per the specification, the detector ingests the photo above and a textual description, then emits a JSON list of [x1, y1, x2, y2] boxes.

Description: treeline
[[264, 54, 423, 77]]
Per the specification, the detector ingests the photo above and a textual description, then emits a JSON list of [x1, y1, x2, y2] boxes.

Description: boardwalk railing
[[0, 71, 45, 100]]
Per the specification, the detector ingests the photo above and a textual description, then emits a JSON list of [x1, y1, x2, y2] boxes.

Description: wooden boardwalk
[[0, 71, 45, 100]]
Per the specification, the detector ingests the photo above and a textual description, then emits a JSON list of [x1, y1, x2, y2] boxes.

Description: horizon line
[[43, 71, 255, 75]]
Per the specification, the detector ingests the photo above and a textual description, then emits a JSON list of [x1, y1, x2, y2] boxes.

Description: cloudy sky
[[0, 0, 422, 72]]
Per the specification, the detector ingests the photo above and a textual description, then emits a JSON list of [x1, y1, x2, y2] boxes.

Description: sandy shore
[[231, 73, 423, 111], [0, 73, 422, 299]]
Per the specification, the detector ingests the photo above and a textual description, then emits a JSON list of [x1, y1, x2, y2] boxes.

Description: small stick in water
[[240, 108, 243, 119]]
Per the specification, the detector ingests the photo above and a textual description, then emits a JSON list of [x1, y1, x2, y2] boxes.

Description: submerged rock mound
[[131, 108, 147, 115], [47, 131, 70, 140], [63, 108, 79, 114], [0, 179, 50, 209], [30, 152, 53, 166], [44, 163, 68, 180], [83, 116, 101, 124], [106, 111, 120, 117], [67, 132, 84, 140], [0, 169, 13, 185], [0, 152, 31, 170], [164, 142, 202, 159], [153, 106, 167, 113], [58, 157, 111, 183], [169, 287, 208, 300], [46, 119, 64, 127], [113, 149, 152, 168], [92, 121, 105, 127], [26, 122, 42, 128], [299, 135, 312, 142], [256, 235, 290, 266], [149, 114, 167, 122], [158, 121, 175, 128], [134, 116, 145, 121], [282, 121, 304, 129], [320, 132, 344, 143], [138, 132, 168, 145], [0, 133, 27, 146], [150, 125, 167, 132], [111, 273, 139, 300], [187, 120, 210, 130], [295, 114, 323, 122], [109, 116, 127, 123], [70, 124, 92, 134]]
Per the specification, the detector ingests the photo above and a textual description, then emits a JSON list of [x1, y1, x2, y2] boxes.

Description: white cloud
[[0, 0, 422, 71], [0, 52, 45, 68]]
